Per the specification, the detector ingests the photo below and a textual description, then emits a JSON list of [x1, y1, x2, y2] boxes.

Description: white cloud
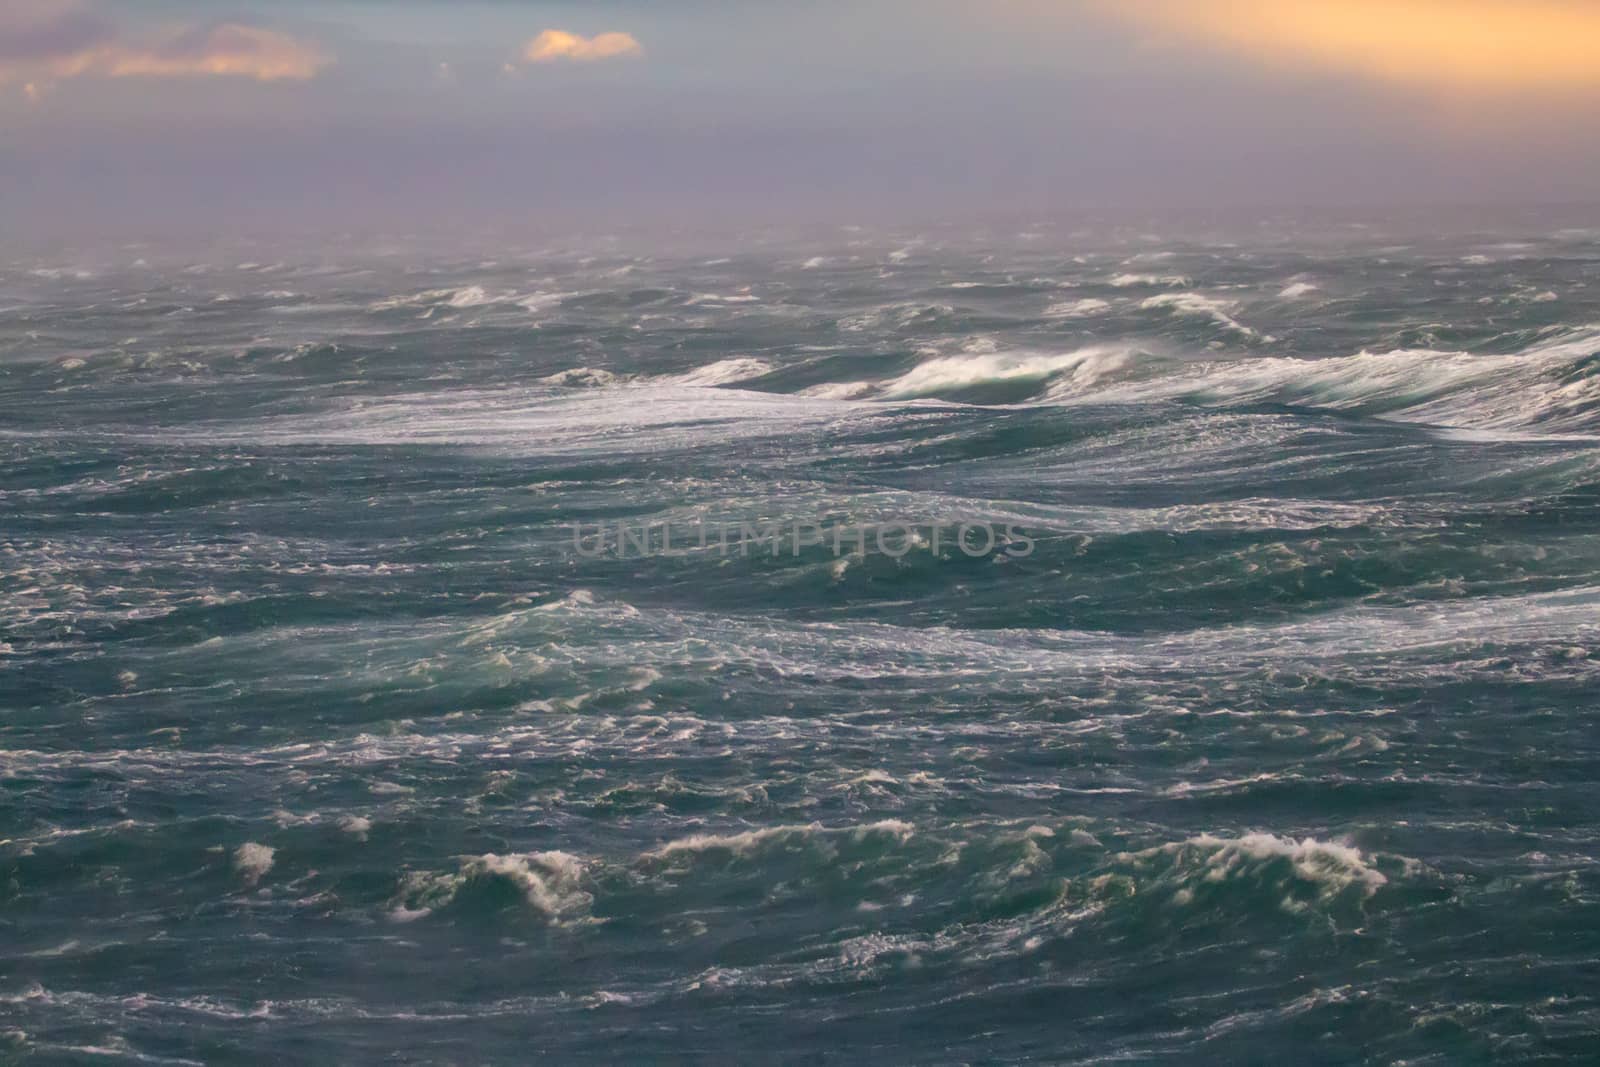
[[522, 29, 643, 64]]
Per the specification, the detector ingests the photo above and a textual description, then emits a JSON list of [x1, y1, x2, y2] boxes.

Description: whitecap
[[1140, 292, 1259, 338], [1109, 273, 1190, 288], [1044, 297, 1112, 318], [234, 842, 275, 884], [880, 345, 1138, 399]]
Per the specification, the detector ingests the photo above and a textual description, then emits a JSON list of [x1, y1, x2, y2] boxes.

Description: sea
[[3, 220, 1600, 1063]]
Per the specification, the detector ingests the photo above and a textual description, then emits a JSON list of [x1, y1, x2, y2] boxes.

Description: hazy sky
[[3, 0, 1599, 240]]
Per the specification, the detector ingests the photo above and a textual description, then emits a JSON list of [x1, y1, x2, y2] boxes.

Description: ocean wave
[[1046, 327, 1600, 435], [392, 851, 591, 923], [1118, 832, 1389, 914], [370, 285, 502, 311], [542, 366, 623, 388], [541, 359, 773, 391], [879, 345, 1140, 400], [663, 357, 774, 388], [642, 819, 915, 864], [191, 383, 872, 455], [1043, 297, 1113, 318], [836, 303, 960, 332], [1109, 272, 1191, 288], [361, 822, 1414, 981], [8, 235, 1600, 1062], [1139, 292, 1262, 339], [802, 326, 1600, 435], [234, 842, 275, 885]]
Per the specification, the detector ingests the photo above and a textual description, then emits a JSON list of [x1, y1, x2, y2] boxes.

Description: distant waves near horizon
[[4, 228, 1600, 1062]]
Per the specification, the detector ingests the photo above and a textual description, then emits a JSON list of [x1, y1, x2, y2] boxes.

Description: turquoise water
[[4, 227, 1600, 1062]]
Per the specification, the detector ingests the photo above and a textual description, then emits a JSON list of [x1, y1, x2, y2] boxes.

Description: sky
[[2, 0, 1599, 241]]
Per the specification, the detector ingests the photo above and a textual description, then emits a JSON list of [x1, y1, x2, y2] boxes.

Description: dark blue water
[[4, 227, 1600, 1063]]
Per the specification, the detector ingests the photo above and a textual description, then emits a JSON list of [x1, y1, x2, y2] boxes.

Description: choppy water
[[4, 226, 1600, 1063]]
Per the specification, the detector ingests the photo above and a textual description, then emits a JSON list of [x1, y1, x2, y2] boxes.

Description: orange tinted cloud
[[0, 3, 328, 85], [523, 30, 643, 64], [91, 24, 328, 81], [1095, 0, 1600, 92]]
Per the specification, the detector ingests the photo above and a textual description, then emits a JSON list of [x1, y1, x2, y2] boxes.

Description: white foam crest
[[455, 579, 1600, 688], [29, 267, 96, 281], [880, 345, 1139, 399], [1140, 292, 1259, 338], [516, 290, 577, 312], [663, 357, 774, 387], [1109, 273, 1190, 288], [370, 285, 500, 311], [234, 842, 275, 884], [194, 384, 873, 456], [644, 822, 820, 859], [393, 851, 590, 922], [541, 367, 622, 388], [1127, 833, 1389, 911], [643, 818, 914, 861], [1044, 297, 1112, 318], [836, 302, 955, 332], [338, 815, 372, 839], [1045, 328, 1600, 435], [799, 380, 878, 400]]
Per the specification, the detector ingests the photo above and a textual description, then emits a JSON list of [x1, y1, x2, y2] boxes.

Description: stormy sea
[[4, 221, 1600, 1063]]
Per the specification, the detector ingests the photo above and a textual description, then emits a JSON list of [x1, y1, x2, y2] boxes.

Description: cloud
[[0, 1, 329, 85], [1093, 0, 1600, 93], [89, 23, 329, 81], [523, 29, 643, 64]]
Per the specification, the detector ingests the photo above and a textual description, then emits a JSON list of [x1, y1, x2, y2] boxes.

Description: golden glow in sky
[[523, 30, 643, 64], [1097, 0, 1600, 92]]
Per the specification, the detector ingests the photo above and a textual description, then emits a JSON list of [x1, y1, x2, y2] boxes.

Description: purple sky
[[4, 1, 1599, 240]]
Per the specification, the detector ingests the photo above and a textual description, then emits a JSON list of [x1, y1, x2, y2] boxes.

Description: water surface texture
[[4, 227, 1600, 1062]]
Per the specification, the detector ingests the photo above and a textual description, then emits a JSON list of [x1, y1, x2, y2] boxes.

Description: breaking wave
[[787, 327, 1600, 435], [392, 852, 592, 924]]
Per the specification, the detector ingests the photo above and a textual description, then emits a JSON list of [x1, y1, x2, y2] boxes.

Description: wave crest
[[392, 851, 591, 923]]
